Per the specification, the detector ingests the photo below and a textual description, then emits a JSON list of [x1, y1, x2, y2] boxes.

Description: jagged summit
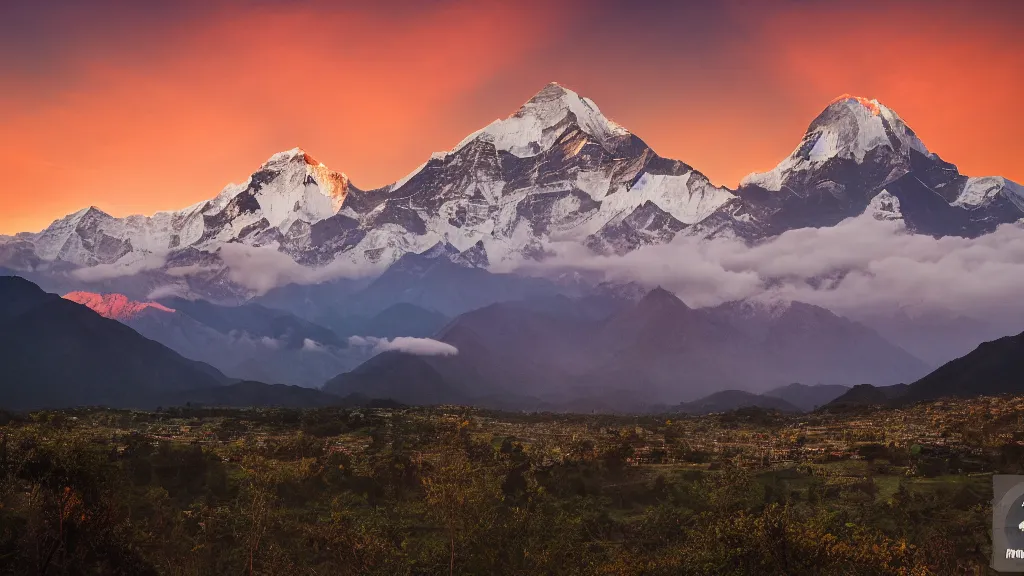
[[524, 81, 572, 102], [244, 148, 352, 228], [733, 92, 1022, 238], [262, 147, 344, 174], [4, 86, 1022, 299], [418, 240, 463, 261], [954, 176, 1024, 209], [263, 147, 311, 165], [639, 286, 688, 309], [829, 94, 882, 116], [814, 94, 928, 156], [72, 205, 108, 218], [394, 240, 488, 271], [31, 205, 125, 264], [46, 206, 110, 229], [370, 80, 734, 268], [21, 147, 359, 269], [453, 81, 631, 157], [741, 94, 929, 192]]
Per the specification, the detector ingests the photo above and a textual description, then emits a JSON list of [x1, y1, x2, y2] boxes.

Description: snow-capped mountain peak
[[741, 94, 929, 191], [21, 147, 357, 271], [834, 94, 882, 116], [819, 94, 929, 158], [372, 82, 735, 267], [454, 82, 631, 157], [731, 93, 1022, 239], [262, 146, 308, 166], [31, 205, 124, 264], [418, 240, 463, 261], [954, 176, 1024, 209], [7, 87, 1022, 301], [866, 189, 904, 221], [249, 147, 351, 230]]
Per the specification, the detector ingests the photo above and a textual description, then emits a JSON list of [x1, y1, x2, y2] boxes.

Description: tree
[[238, 456, 277, 576], [421, 432, 501, 575]]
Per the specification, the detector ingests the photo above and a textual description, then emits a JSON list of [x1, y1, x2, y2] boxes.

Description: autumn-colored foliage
[[0, 404, 1003, 574]]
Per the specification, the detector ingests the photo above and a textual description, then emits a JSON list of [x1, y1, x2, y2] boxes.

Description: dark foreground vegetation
[[2, 396, 1022, 575]]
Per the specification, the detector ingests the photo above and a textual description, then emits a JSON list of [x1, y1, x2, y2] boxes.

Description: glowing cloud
[[347, 335, 458, 357]]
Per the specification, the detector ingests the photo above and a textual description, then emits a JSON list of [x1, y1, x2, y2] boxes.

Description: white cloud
[[513, 216, 1024, 327], [219, 330, 284, 350], [71, 253, 166, 282], [347, 335, 375, 348], [165, 264, 220, 277], [302, 338, 325, 352], [146, 284, 187, 300], [217, 244, 381, 295], [347, 335, 459, 356], [66, 244, 380, 294]]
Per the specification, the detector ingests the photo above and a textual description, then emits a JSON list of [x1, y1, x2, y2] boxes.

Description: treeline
[[0, 409, 996, 575]]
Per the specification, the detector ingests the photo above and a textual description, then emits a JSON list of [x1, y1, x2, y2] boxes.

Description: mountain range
[[2, 274, 1021, 412], [1, 82, 1022, 413], [61, 289, 457, 387], [0, 276, 227, 410], [61, 291, 365, 387], [672, 390, 803, 415], [324, 288, 930, 411], [2, 84, 1020, 304], [824, 329, 1024, 409], [670, 384, 855, 415]]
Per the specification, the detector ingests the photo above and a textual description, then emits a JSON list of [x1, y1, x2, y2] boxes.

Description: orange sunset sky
[[1, 0, 1021, 235]]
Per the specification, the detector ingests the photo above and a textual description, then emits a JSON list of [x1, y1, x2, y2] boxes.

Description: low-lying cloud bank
[[348, 335, 459, 357], [67, 213, 1024, 333], [128, 245, 381, 296], [72, 253, 166, 282], [218, 244, 380, 295], [517, 216, 1024, 327], [146, 284, 187, 300]]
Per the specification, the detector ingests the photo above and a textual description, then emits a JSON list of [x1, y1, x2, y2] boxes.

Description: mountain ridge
[[0, 276, 229, 410], [4, 84, 1018, 301], [61, 289, 366, 387], [321, 288, 930, 410]]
